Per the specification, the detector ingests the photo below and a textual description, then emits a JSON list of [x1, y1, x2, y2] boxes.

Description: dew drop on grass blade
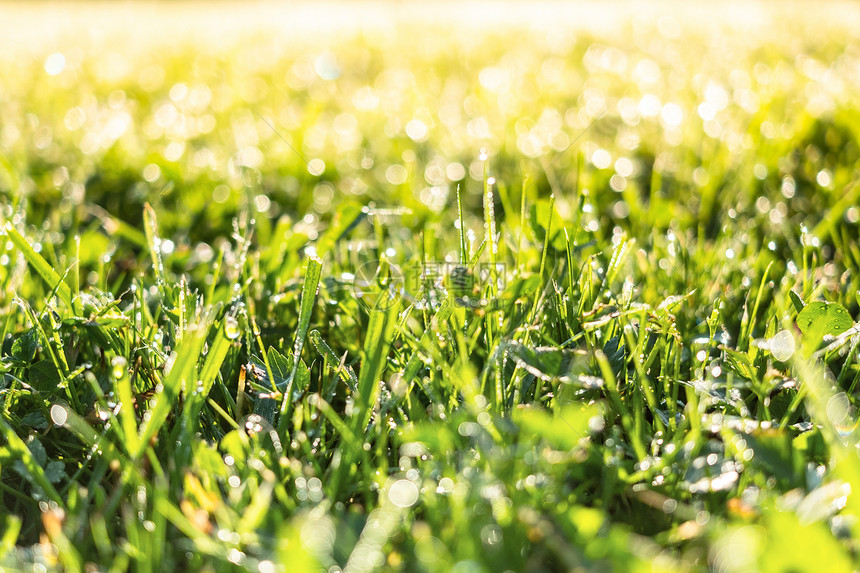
[[278, 255, 323, 427], [143, 203, 166, 289], [135, 310, 214, 459], [354, 291, 398, 433]]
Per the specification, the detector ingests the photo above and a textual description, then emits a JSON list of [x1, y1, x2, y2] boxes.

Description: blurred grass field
[[2, 2, 860, 571]]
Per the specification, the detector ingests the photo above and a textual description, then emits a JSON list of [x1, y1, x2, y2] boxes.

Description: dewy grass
[[2, 3, 860, 571]]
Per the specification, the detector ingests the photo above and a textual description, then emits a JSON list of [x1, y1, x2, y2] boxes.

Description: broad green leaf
[[44, 459, 66, 483], [29, 359, 62, 392], [192, 440, 229, 480], [26, 435, 48, 466], [259, 347, 309, 423], [219, 429, 248, 467], [11, 329, 38, 364], [796, 301, 853, 355]]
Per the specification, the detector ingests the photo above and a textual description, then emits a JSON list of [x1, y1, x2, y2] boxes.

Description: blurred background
[[2, 1, 860, 294]]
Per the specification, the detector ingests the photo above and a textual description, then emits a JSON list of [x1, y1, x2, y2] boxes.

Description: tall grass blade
[[4, 223, 75, 311], [278, 255, 323, 425], [353, 293, 398, 432]]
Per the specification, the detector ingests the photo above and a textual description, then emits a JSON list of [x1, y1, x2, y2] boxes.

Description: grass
[[1, 2, 860, 571]]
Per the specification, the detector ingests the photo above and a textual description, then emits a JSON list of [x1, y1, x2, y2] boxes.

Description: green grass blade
[[0, 514, 22, 557], [112, 355, 140, 455], [197, 315, 231, 399], [457, 183, 467, 265], [278, 255, 323, 424], [0, 417, 63, 504], [353, 293, 398, 432], [310, 329, 358, 393], [528, 194, 555, 336], [4, 223, 75, 311], [143, 203, 166, 287], [135, 313, 213, 458]]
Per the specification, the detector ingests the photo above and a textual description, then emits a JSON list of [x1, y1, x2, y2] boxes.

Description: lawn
[[1, 2, 860, 571]]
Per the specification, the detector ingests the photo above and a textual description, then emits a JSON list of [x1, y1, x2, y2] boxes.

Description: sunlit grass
[[1, 2, 860, 571]]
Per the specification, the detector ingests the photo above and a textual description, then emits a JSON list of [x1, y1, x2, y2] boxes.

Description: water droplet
[[827, 392, 856, 436], [111, 355, 128, 379], [224, 316, 241, 340], [769, 329, 795, 362], [481, 524, 503, 546], [436, 477, 454, 494], [50, 404, 68, 426], [97, 405, 111, 421], [227, 548, 246, 565], [388, 479, 419, 508], [244, 415, 264, 434]]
